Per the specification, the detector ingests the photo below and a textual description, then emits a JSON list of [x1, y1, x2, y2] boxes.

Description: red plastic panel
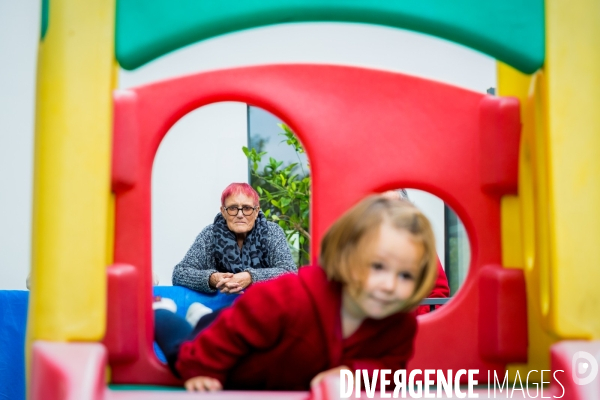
[[110, 64, 510, 384], [478, 264, 528, 363], [31, 342, 107, 400], [112, 90, 140, 193], [104, 264, 142, 364], [479, 96, 521, 196]]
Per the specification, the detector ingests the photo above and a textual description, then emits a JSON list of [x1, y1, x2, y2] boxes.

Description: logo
[[572, 351, 599, 386]]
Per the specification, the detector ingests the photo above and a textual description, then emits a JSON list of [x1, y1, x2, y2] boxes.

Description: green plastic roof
[[115, 0, 544, 73], [41, 0, 49, 39]]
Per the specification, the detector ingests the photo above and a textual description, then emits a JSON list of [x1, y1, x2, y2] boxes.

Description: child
[[154, 195, 438, 392]]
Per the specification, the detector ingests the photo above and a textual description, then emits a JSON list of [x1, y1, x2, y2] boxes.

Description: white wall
[[0, 0, 39, 290], [406, 190, 446, 266], [0, 3, 496, 288]]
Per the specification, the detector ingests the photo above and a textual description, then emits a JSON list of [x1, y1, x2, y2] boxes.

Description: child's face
[[345, 223, 424, 319]]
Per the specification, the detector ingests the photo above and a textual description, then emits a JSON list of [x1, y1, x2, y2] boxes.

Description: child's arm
[[311, 365, 351, 388], [184, 376, 222, 392], [175, 274, 295, 384]]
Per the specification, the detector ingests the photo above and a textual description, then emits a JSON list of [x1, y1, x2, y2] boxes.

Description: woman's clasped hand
[[210, 271, 252, 294]]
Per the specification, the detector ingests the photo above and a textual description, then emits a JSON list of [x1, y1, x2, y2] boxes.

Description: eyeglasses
[[224, 205, 258, 216]]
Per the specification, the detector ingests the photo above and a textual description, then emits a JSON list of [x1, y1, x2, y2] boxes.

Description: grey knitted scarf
[[212, 212, 270, 273]]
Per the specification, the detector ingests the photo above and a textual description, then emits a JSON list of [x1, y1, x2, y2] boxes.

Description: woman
[[172, 183, 297, 294]]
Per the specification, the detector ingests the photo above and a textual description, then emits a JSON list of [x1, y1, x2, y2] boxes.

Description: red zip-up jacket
[[415, 260, 450, 316], [176, 266, 417, 390]]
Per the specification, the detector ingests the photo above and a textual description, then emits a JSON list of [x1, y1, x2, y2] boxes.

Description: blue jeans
[[154, 308, 224, 377]]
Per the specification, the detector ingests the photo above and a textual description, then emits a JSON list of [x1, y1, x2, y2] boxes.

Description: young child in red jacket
[[154, 195, 439, 392]]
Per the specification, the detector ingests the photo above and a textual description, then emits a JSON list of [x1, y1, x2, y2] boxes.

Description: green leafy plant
[[243, 124, 310, 266]]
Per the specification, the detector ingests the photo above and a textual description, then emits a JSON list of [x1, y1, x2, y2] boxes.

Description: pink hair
[[221, 183, 260, 206]]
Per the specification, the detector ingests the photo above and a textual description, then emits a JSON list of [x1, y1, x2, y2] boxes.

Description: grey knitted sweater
[[172, 221, 298, 293]]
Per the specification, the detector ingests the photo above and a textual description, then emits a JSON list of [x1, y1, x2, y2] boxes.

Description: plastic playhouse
[[7, 0, 600, 399]]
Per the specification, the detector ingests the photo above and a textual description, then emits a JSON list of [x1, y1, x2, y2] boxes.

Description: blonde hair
[[320, 195, 438, 311]]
